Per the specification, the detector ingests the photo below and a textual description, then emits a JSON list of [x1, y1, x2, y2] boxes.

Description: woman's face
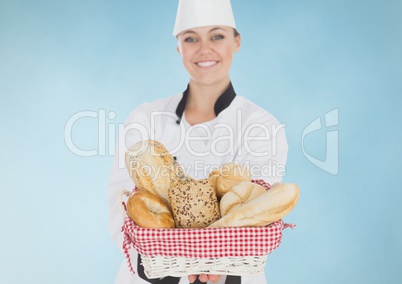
[[177, 26, 241, 87]]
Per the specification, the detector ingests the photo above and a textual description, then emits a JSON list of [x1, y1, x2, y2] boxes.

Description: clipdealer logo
[[64, 108, 339, 175], [63, 109, 285, 159], [301, 108, 339, 175], [64, 109, 121, 157]]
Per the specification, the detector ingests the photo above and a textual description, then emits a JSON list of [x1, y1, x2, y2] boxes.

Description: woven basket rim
[[128, 217, 284, 232]]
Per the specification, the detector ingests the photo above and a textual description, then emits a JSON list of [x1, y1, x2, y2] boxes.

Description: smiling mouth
[[196, 61, 218, 67]]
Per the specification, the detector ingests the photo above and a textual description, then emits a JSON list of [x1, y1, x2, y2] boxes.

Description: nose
[[198, 39, 213, 55]]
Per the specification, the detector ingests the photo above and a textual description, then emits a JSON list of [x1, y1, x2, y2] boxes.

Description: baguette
[[209, 183, 299, 228], [219, 181, 266, 216]]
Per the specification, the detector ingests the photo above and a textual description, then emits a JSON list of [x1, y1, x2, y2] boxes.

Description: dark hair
[[176, 28, 240, 39]]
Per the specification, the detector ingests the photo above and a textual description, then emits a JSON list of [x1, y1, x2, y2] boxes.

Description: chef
[[108, 0, 288, 283]]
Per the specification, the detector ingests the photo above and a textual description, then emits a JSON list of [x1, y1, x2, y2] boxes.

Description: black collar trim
[[175, 82, 237, 124]]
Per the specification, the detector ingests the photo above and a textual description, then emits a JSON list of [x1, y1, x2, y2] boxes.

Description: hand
[[188, 274, 221, 283]]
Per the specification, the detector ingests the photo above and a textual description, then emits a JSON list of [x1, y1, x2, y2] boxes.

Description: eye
[[184, 37, 197, 43], [212, 34, 224, 40]]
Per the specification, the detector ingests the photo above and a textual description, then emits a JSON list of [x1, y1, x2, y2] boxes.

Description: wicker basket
[[121, 180, 294, 279], [141, 255, 268, 278]]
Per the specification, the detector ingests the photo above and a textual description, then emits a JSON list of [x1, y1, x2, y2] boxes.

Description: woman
[[109, 0, 288, 283]]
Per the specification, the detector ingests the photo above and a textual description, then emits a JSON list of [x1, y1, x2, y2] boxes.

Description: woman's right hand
[[188, 274, 221, 283]]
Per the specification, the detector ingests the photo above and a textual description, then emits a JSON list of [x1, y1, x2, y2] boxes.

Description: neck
[[183, 78, 231, 125], [186, 78, 231, 112]]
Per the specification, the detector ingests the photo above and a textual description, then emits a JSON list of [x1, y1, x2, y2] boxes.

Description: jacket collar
[[175, 82, 236, 124]]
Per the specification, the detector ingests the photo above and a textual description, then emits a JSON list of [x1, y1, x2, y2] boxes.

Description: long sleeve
[[108, 105, 150, 251]]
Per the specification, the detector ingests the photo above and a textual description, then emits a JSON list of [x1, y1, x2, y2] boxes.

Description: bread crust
[[169, 176, 220, 228], [125, 140, 184, 204], [209, 183, 300, 228], [209, 162, 251, 197], [219, 181, 267, 216], [126, 190, 175, 228]]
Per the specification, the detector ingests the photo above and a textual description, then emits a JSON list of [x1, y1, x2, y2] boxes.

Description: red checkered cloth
[[121, 179, 295, 275]]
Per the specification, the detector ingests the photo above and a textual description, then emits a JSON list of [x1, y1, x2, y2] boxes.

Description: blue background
[[1, 0, 401, 283]]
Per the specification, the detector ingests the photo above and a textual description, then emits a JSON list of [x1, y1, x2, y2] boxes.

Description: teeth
[[197, 61, 217, 67]]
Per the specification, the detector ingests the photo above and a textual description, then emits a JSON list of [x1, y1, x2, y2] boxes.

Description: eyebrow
[[208, 27, 226, 33], [181, 27, 226, 36]]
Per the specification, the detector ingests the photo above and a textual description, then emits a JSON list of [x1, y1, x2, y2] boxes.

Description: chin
[[191, 76, 230, 87]]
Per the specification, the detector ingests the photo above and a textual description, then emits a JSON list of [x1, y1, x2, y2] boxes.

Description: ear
[[176, 45, 182, 56], [234, 34, 241, 52]]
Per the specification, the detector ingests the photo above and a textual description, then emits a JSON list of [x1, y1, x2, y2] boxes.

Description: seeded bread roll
[[169, 175, 220, 228]]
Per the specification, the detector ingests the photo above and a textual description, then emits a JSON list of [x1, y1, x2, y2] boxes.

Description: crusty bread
[[209, 162, 251, 197], [209, 183, 300, 228], [219, 181, 267, 216], [125, 140, 184, 205], [169, 175, 220, 228], [126, 190, 175, 228]]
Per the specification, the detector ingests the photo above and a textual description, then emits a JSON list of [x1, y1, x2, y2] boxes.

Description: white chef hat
[[173, 0, 237, 37]]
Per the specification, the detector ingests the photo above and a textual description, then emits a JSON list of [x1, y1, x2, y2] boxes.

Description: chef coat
[[109, 83, 288, 284]]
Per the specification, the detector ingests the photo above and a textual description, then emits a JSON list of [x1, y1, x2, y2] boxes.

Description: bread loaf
[[126, 190, 175, 228], [209, 183, 300, 228], [209, 162, 251, 197], [125, 140, 184, 204], [169, 174, 220, 228], [219, 181, 266, 216]]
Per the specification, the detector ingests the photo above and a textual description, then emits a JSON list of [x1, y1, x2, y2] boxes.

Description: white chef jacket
[[109, 84, 288, 284]]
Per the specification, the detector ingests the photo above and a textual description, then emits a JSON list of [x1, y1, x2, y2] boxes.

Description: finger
[[198, 274, 209, 282], [188, 275, 197, 283], [208, 274, 222, 283]]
